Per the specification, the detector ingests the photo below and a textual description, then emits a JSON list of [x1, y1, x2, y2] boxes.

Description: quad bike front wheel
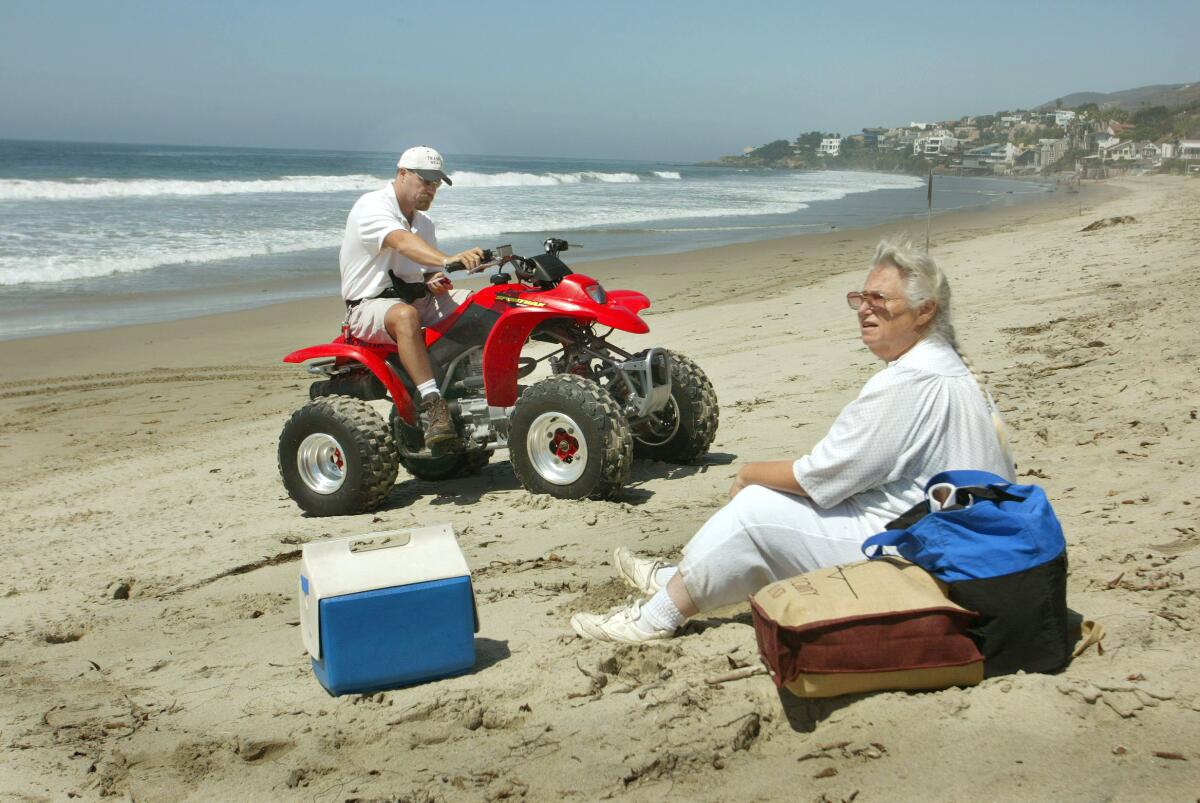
[[278, 396, 399, 516], [509, 374, 632, 500], [632, 352, 719, 463]]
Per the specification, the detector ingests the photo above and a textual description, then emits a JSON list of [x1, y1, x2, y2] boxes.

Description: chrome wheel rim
[[635, 397, 680, 447], [526, 411, 587, 485], [297, 433, 347, 494]]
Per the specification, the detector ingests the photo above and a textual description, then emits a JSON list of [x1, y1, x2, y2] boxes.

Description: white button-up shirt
[[794, 336, 1016, 535], [339, 183, 436, 301]]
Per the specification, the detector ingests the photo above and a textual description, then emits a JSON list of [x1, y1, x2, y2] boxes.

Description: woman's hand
[[728, 461, 809, 501], [728, 467, 751, 500]]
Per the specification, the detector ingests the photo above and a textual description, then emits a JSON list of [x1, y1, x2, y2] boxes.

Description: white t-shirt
[[339, 183, 437, 301], [793, 336, 1016, 532]]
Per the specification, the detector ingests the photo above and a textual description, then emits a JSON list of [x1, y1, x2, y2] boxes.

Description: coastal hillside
[[1037, 81, 1200, 112], [718, 78, 1200, 177]]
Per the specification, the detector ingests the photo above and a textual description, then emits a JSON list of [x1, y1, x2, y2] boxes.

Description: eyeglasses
[[846, 290, 900, 310], [405, 171, 442, 189]]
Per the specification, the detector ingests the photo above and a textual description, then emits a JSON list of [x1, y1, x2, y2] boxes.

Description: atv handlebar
[[444, 245, 514, 273], [446, 239, 581, 284]]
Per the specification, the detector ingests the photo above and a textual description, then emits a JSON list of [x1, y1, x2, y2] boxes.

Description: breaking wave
[[0, 229, 340, 285], [448, 170, 646, 187], [0, 174, 384, 201]]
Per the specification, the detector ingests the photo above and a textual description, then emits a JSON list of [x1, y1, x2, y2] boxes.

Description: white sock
[[638, 588, 686, 634], [654, 566, 678, 588], [416, 379, 440, 400]]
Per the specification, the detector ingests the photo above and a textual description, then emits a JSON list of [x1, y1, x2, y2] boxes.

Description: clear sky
[[2, 0, 1196, 161]]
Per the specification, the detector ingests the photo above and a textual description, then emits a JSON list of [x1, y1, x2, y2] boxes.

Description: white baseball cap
[[396, 146, 453, 186]]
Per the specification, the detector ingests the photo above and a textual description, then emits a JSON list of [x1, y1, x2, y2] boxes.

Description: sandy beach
[[2, 175, 1198, 801]]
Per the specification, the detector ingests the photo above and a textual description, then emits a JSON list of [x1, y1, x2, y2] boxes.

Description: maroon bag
[[750, 559, 984, 698]]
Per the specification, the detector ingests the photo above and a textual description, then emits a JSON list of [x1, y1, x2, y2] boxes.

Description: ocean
[[0, 139, 1051, 340]]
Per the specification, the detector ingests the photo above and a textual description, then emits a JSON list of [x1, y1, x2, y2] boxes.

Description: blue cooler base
[[312, 576, 476, 696]]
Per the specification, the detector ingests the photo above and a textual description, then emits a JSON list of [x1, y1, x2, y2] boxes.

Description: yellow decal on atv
[[495, 294, 547, 307]]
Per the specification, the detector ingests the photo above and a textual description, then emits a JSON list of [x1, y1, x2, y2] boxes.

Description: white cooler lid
[[299, 524, 471, 660]]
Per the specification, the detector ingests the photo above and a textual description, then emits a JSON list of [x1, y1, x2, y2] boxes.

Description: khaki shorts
[[346, 290, 464, 344]]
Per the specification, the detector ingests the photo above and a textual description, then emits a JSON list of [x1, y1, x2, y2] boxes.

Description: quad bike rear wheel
[[632, 351, 719, 463], [389, 408, 491, 481], [279, 396, 398, 516], [509, 374, 632, 500]]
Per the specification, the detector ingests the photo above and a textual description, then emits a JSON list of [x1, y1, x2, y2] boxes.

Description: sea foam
[[0, 229, 341, 286], [0, 174, 384, 201], [448, 170, 646, 187]]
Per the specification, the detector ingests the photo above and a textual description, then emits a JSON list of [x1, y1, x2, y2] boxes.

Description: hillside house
[[914, 132, 959, 156], [1100, 140, 1138, 161], [819, 137, 842, 156], [961, 142, 1018, 174], [1035, 138, 1068, 169], [861, 128, 886, 149]]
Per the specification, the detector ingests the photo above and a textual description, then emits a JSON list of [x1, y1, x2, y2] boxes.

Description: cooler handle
[[348, 531, 413, 554]]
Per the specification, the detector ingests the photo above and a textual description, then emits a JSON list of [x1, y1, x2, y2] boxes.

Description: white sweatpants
[[676, 485, 879, 611]]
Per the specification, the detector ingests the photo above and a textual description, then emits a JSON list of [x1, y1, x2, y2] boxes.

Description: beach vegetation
[[743, 139, 796, 164], [1128, 105, 1172, 141], [1155, 158, 1190, 175], [794, 131, 827, 152], [1013, 125, 1063, 146]]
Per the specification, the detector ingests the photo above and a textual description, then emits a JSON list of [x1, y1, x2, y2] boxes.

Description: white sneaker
[[570, 599, 674, 643], [613, 546, 670, 595]]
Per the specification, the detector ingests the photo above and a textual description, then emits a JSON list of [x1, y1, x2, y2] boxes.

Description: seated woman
[[571, 238, 1016, 643]]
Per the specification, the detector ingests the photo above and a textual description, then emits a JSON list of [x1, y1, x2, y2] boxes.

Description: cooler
[[299, 524, 479, 696]]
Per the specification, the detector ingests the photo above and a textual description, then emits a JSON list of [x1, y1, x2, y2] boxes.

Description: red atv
[[278, 239, 718, 516]]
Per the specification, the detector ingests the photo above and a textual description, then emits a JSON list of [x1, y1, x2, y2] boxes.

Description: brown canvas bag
[[750, 558, 984, 698]]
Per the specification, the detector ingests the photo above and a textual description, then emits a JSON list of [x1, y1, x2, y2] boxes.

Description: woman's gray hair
[[871, 238, 957, 348]]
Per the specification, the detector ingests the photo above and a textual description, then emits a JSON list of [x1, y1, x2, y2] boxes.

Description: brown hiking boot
[[419, 395, 457, 449]]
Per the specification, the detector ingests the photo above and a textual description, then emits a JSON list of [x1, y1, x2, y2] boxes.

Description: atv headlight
[[584, 283, 607, 304]]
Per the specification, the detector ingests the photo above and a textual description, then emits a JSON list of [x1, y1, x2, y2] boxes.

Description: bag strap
[[865, 482, 1028, 559], [884, 483, 1023, 532], [1072, 620, 1105, 658], [884, 499, 933, 531], [861, 529, 905, 558], [957, 484, 1024, 505]]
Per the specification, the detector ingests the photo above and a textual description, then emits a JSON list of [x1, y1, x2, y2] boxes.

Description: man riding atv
[[340, 145, 486, 449]]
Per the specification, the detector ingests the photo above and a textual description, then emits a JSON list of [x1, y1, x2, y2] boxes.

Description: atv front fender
[[481, 310, 548, 407], [592, 299, 650, 333], [480, 300, 650, 407], [283, 343, 416, 425], [606, 289, 650, 315]]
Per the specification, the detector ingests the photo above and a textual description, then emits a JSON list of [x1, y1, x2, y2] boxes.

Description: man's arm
[[381, 230, 484, 272], [728, 460, 809, 500]]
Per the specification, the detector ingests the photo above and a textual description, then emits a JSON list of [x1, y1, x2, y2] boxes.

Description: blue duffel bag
[[862, 470, 1070, 677]]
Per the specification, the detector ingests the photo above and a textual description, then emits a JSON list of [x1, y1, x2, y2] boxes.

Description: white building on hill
[[913, 131, 959, 156], [1054, 110, 1077, 127], [819, 137, 842, 156]]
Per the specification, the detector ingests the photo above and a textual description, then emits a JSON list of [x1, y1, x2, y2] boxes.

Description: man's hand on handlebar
[[443, 247, 486, 273]]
